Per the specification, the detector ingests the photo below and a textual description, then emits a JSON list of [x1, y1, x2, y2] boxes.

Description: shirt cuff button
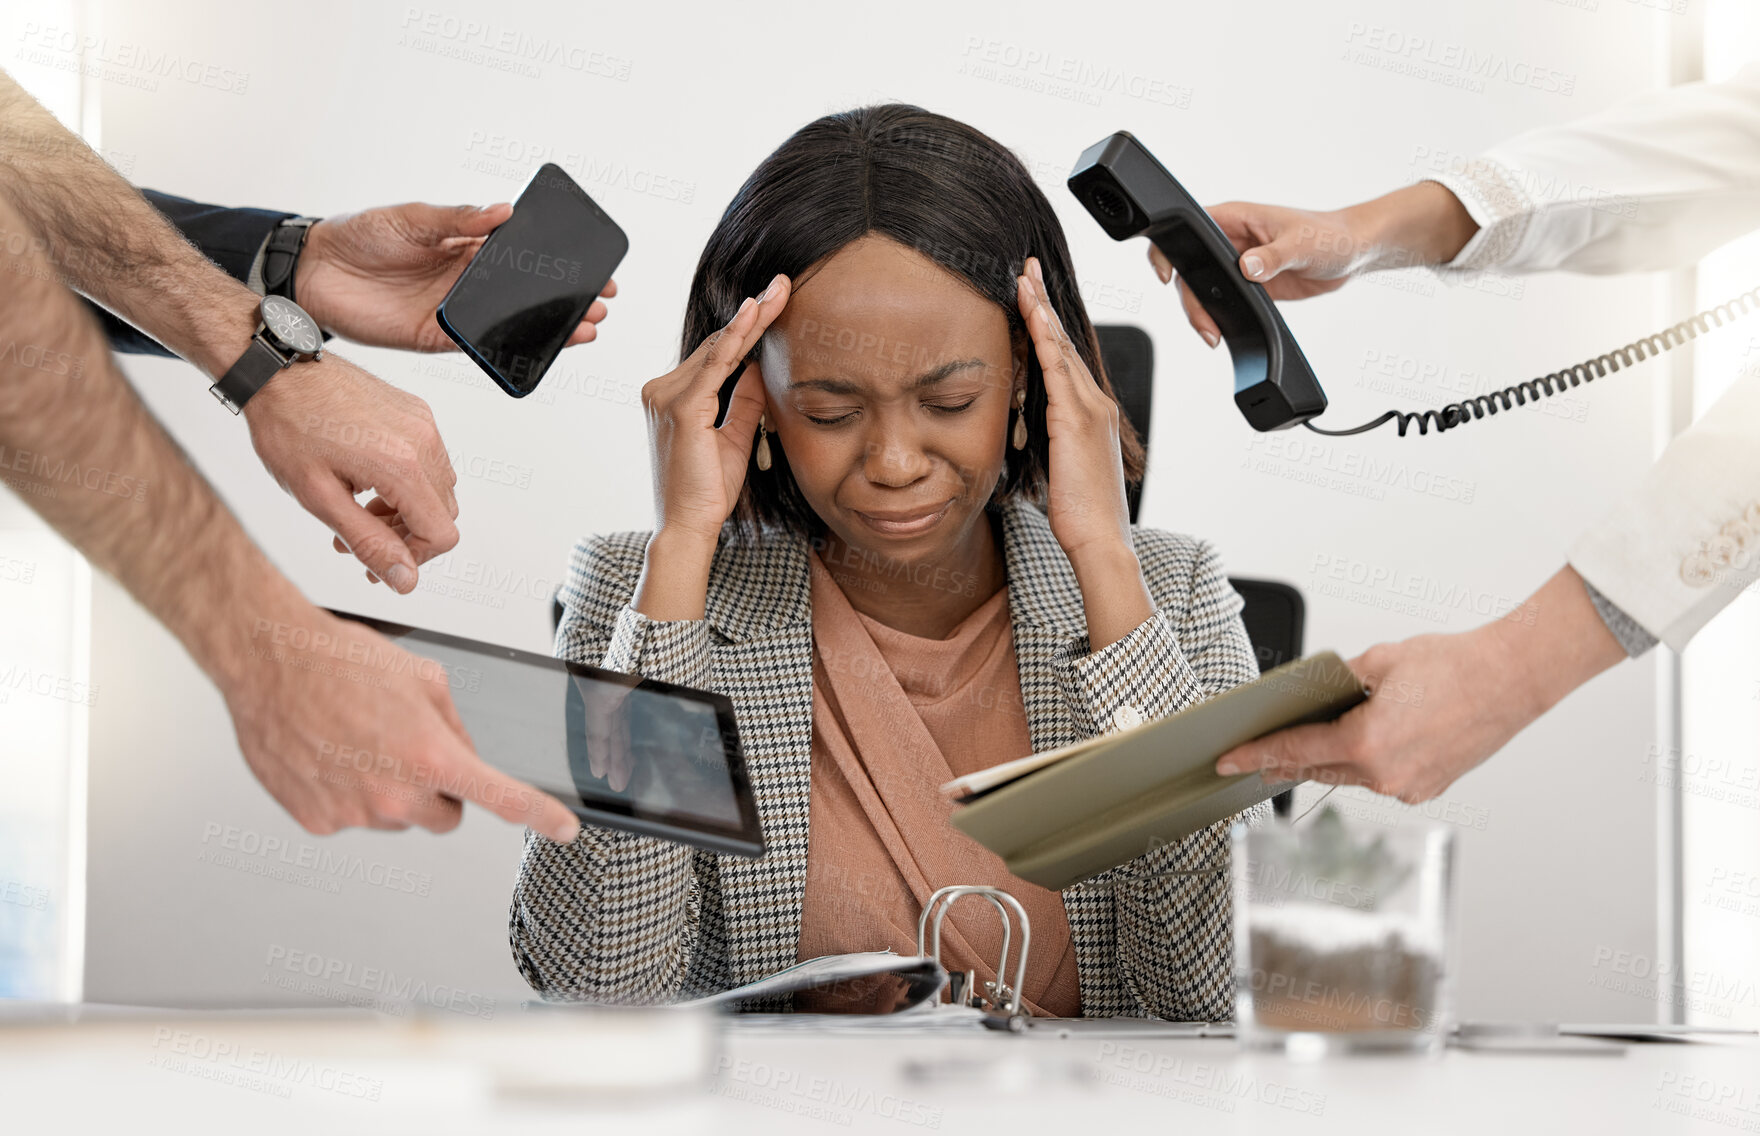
[[1111, 704, 1146, 732]]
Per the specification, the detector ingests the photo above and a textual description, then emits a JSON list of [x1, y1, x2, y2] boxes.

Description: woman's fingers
[[1151, 205, 1324, 344], [699, 297, 757, 384], [719, 362, 767, 448], [646, 273, 790, 418], [638, 273, 792, 545], [1149, 243, 1224, 347], [1176, 278, 1222, 348], [1016, 277, 1065, 402], [1148, 244, 1173, 285], [1027, 258, 1078, 367], [1238, 234, 1304, 283], [1016, 257, 1094, 410], [682, 274, 791, 400]]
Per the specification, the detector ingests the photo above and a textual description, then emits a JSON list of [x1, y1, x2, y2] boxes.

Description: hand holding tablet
[[330, 610, 766, 857]]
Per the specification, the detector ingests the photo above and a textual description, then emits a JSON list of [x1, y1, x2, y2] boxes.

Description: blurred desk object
[[1, 1002, 1754, 1133]]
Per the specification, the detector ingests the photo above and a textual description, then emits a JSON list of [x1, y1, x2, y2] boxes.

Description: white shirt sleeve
[[1420, 62, 1760, 275], [1410, 64, 1760, 653], [1568, 368, 1760, 653]]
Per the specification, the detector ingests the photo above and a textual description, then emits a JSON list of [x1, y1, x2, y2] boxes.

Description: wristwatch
[[211, 295, 325, 414], [260, 216, 318, 302]]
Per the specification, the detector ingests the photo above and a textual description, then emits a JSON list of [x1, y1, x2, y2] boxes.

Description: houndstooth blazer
[[510, 496, 1264, 1018]]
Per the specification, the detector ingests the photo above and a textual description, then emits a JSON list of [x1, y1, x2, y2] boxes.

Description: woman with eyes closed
[[510, 104, 1263, 1020]]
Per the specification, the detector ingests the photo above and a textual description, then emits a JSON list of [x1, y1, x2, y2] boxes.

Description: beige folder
[[947, 652, 1369, 890]]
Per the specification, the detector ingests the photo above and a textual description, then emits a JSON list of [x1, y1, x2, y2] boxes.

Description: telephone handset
[[1069, 131, 1760, 437], [1068, 132, 1328, 431]]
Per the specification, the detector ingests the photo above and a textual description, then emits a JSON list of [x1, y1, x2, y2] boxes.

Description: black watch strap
[[261, 217, 317, 302], [211, 336, 288, 414]]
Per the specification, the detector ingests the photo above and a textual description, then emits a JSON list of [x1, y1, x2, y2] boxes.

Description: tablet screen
[[331, 612, 763, 856]]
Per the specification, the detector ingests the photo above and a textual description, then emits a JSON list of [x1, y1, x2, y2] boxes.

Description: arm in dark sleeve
[[88, 189, 294, 357]]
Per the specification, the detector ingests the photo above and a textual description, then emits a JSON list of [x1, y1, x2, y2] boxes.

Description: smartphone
[[436, 162, 628, 397]]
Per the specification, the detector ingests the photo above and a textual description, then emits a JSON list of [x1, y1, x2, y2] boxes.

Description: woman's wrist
[[1349, 181, 1480, 271], [1070, 539, 1154, 652], [633, 527, 718, 622]]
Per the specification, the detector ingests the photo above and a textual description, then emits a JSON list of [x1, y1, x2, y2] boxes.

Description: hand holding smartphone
[[436, 162, 628, 397]]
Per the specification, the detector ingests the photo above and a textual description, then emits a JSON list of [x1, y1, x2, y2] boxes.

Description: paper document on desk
[[726, 1006, 992, 1034], [674, 951, 948, 1013]]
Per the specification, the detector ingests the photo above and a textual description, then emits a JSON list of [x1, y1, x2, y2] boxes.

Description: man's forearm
[[88, 190, 298, 358], [1489, 565, 1628, 725], [0, 196, 300, 692], [0, 69, 258, 380]]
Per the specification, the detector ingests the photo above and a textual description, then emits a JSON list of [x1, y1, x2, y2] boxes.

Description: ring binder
[[917, 885, 1032, 1030]]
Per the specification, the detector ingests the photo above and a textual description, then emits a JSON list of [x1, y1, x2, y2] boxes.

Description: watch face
[[260, 295, 323, 355]]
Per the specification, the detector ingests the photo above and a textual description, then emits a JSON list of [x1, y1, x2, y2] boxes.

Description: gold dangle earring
[[756, 414, 773, 471], [1011, 387, 1028, 451]]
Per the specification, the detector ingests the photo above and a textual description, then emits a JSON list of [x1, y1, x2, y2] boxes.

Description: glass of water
[[1231, 806, 1456, 1055]]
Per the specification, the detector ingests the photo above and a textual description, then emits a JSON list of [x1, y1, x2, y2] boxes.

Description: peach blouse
[[794, 549, 1082, 1017]]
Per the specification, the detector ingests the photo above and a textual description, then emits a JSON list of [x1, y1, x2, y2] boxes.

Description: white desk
[[2, 1006, 1755, 1134]]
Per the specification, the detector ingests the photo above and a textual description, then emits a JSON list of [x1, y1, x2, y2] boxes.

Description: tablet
[[328, 610, 765, 858]]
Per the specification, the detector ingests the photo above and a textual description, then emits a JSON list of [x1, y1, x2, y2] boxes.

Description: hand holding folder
[[943, 652, 1370, 890]]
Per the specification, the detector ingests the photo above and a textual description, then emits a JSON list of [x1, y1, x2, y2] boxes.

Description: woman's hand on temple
[[630, 275, 791, 623], [641, 274, 791, 551], [1016, 256, 1152, 650], [1017, 257, 1135, 562]]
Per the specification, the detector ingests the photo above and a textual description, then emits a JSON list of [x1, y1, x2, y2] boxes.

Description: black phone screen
[[437, 162, 627, 397]]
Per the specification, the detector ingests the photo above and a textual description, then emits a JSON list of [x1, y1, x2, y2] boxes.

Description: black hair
[[683, 103, 1145, 542]]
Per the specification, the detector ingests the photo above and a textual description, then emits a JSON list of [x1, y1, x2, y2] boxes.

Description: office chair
[[1095, 324, 1304, 817]]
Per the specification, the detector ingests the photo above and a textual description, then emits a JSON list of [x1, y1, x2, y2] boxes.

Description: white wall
[[1679, 0, 1760, 1031], [16, 0, 1697, 1019], [0, 0, 90, 1003]]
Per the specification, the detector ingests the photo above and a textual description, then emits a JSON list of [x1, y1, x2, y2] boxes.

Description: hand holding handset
[[436, 162, 627, 397], [1071, 132, 1760, 437], [1068, 132, 1328, 432]]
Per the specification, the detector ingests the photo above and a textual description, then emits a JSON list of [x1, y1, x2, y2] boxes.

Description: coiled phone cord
[[1304, 283, 1760, 438]]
